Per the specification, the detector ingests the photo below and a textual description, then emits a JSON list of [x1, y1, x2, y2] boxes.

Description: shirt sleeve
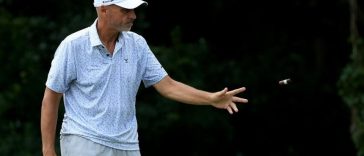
[[45, 40, 77, 93], [140, 39, 168, 88]]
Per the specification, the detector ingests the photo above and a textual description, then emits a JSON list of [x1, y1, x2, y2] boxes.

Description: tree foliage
[[0, 0, 359, 155], [338, 0, 364, 155]]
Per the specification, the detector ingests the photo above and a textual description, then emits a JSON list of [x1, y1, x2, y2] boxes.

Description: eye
[[120, 8, 133, 14]]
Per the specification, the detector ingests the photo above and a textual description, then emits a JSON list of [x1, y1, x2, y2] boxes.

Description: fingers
[[226, 103, 238, 114], [217, 86, 247, 115], [227, 87, 246, 96], [232, 97, 248, 103], [230, 103, 238, 112], [226, 106, 233, 114]]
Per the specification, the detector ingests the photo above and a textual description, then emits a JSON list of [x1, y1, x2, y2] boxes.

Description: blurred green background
[[0, 0, 363, 155]]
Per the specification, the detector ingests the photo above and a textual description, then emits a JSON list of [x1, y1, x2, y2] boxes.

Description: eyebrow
[[120, 7, 133, 12]]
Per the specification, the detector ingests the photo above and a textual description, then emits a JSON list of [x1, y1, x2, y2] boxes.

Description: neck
[[97, 21, 119, 54]]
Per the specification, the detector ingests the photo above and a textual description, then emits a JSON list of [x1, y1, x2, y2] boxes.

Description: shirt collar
[[89, 18, 124, 49], [89, 19, 103, 48]]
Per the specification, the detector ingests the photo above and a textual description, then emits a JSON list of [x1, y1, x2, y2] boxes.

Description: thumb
[[216, 87, 228, 97]]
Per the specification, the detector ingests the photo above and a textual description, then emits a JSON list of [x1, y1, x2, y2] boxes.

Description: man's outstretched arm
[[153, 76, 248, 114], [41, 87, 62, 156]]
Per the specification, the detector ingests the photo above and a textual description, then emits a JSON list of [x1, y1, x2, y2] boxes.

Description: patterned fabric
[[46, 19, 167, 150]]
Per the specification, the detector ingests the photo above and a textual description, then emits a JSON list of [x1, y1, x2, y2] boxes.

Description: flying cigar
[[279, 78, 291, 85]]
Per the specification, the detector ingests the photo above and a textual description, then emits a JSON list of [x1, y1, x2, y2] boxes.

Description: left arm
[[153, 76, 248, 114]]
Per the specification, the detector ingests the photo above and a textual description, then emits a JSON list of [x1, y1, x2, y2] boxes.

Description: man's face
[[104, 5, 137, 32]]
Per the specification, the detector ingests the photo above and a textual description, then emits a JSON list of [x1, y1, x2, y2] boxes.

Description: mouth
[[126, 21, 133, 27]]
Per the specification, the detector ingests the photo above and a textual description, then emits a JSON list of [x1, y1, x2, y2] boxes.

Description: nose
[[129, 10, 136, 20]]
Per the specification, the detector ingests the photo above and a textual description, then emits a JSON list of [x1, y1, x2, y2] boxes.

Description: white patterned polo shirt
[[46, 19, 167, 150]]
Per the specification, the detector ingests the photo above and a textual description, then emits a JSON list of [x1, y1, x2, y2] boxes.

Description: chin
[[119, 27, 132, 32]]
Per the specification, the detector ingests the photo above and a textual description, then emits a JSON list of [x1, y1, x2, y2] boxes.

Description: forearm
[[154, 76, 212, 105], [41, 102, 59, 153], [41, 88, 61, 155]]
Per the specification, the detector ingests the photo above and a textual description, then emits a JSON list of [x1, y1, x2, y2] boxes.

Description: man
[[40, 0, 249, 155]]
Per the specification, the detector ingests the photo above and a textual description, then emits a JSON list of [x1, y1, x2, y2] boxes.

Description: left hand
[[210, 87, 248, 114]]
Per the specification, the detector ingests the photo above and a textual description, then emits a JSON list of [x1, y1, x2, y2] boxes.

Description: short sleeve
[[45, 40, 76, 93], [140, 40, 167, 88]]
